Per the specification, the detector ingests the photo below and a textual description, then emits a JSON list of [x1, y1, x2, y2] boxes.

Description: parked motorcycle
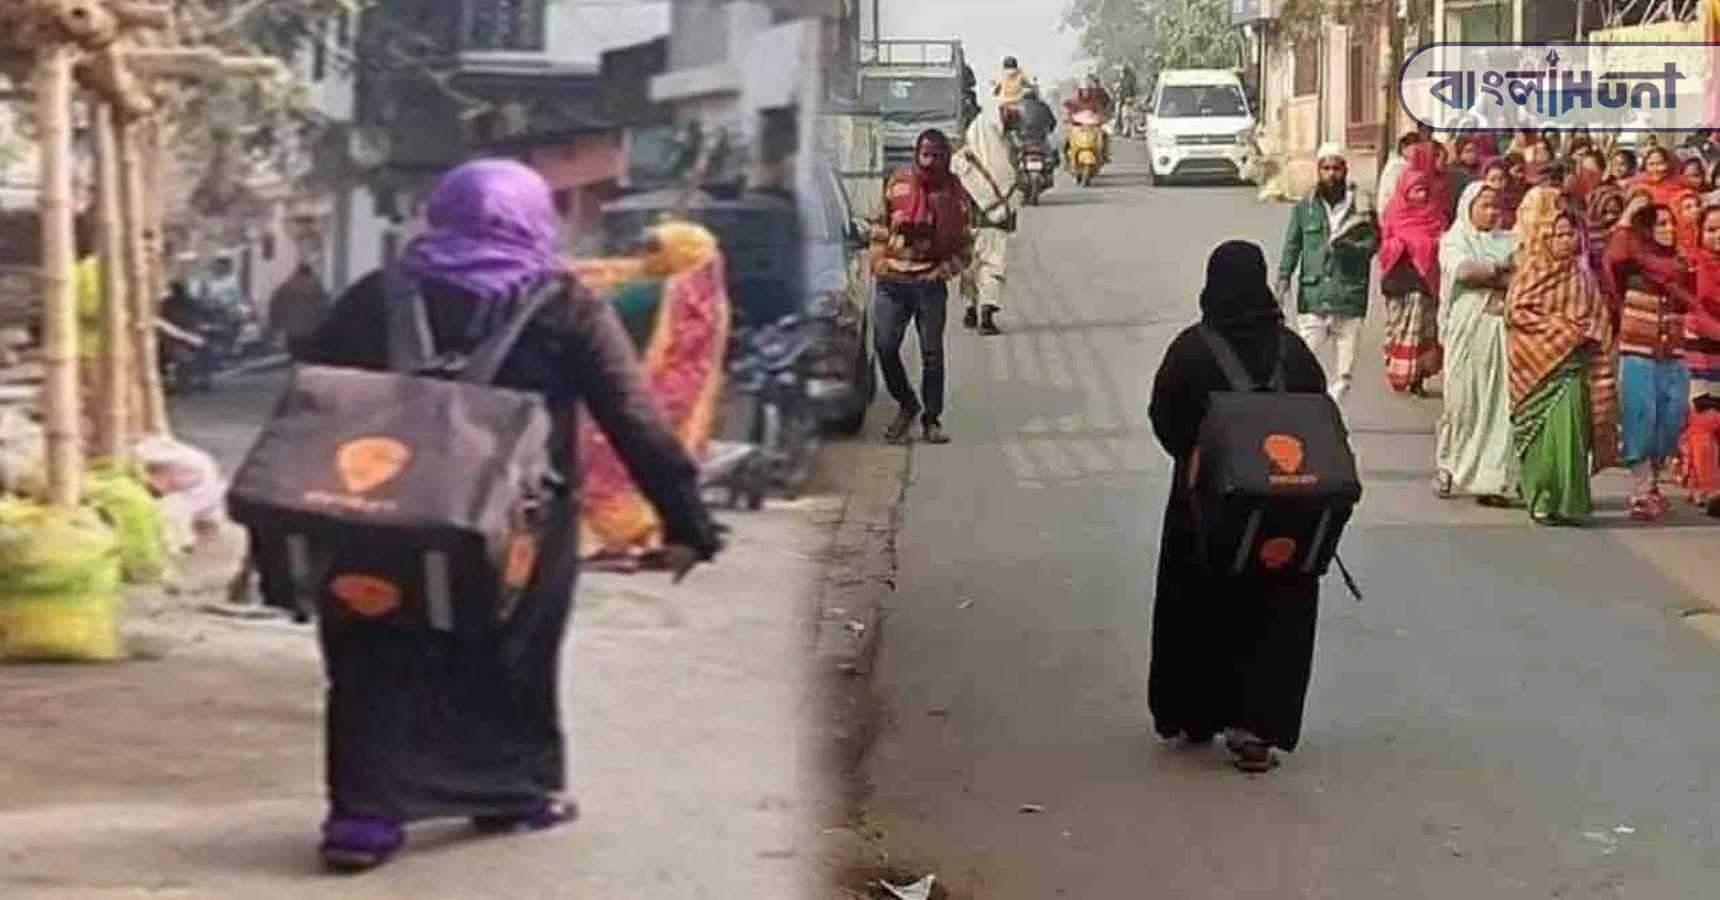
[[159, 300, 271, 395], [702, 313, 849, 510]]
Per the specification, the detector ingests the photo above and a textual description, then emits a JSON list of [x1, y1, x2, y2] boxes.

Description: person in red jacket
[[867, 129, 975, 445]]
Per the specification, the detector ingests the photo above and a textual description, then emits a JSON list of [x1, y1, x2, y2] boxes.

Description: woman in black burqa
[[1147, 240, 1328, 773], [295, 160, 723, 870]]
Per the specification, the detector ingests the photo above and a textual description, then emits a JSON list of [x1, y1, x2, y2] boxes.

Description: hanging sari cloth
[[1437, 182, 1520, 496], [575, 222, 731, 559]]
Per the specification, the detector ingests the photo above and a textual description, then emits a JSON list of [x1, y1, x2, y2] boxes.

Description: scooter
[[1067, 116, 1106, 187]]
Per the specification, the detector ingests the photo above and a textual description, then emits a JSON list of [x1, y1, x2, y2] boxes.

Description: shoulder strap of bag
[[384, 268, 436, 374], [462, 278, 564, 385], [383, 270, 563, 385], [1197, 324, 1285, 392]]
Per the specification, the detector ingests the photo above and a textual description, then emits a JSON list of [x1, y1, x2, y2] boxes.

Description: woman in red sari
[[1674, 188, 1704, 251], [1630, 146, 1688, 207], [1682, 203, 1720, 514], [1483, 158, 1520, 230], [1603, 198, 1695, 520], [1379, 154, 1451, 396]]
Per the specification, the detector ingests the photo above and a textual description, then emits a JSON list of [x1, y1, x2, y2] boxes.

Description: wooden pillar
[[123, 115, 168, 437], [37, 44, 84, 507], [93, 102, 132, 461]]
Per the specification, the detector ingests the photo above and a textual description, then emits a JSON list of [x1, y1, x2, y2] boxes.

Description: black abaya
[[1146, 241, 1331, 752], [301, 272, 720, 822]]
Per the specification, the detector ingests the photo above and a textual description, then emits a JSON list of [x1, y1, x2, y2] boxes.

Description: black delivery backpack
[[1186, 325, 1362, 590], [227, 273, 564, 631]]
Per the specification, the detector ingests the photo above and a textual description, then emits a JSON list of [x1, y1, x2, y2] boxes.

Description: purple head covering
[[399, 159, 563, 335]]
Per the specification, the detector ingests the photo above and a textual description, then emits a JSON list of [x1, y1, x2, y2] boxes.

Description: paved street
[[854, 144, 1720, 898], [1, 373, 833, 898]]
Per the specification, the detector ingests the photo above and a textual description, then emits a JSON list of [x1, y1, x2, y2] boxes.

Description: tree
[[1062, 0, 1241, 84]]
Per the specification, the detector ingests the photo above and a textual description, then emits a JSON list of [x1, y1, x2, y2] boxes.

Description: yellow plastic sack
[[0, 498, 124, 662], [86, 464, 172, 585]]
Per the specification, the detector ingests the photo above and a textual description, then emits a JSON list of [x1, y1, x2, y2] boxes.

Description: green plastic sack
[[86, 464, 171, 585], [0, 499, 124, 662]]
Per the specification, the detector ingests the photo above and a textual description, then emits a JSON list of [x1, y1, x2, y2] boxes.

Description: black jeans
[[874, 279, 948, 426]]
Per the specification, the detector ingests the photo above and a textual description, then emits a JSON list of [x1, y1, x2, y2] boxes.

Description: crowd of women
[[1372, 128, 1720, 526]]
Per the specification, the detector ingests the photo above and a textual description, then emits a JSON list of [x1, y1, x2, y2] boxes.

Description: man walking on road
[[869, 129, 975, 445], [955, 111, 1019, 336], [1277, 145, 1380, 403]]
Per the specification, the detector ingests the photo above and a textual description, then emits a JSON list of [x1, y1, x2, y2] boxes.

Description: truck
[[858, 39, 969, 174]]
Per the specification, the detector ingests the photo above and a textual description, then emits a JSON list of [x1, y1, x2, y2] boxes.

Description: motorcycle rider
[[992, 56, 1031, 110], [1064, 73, 1113, 175], [1008, 83, 1061, 173]]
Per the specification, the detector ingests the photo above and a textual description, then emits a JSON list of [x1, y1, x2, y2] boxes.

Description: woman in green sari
[[1505, 205, 1620, 525]]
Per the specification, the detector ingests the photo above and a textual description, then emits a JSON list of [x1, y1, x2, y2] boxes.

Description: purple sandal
[[319, 815, 405, 873], [472, 798, 579, 835]]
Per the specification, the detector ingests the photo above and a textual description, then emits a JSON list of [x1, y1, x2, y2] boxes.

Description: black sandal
[[1232, 740, 1280, 773]]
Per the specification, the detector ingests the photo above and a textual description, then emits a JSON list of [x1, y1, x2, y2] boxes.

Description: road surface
[[855, 145, 1720, 899]]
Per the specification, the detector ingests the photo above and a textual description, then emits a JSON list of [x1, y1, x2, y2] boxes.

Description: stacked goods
[[0, 499, 123, 661]]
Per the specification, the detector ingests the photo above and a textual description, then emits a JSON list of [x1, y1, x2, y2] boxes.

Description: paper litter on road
[[878, 875, 935, 900], [957, 598, 976, 609]]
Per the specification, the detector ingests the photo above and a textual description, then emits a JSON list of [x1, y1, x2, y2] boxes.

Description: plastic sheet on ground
[[878, 875, 935, 900], [135, 434, 224, 553]]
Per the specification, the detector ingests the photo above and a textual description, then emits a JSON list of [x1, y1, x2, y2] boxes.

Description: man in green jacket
[[1275, 144, 1380, 404]]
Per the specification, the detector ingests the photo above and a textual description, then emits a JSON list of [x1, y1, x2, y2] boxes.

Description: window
[[1293, 42, 1318, 98], [1155, 85, 1248, 118], [458, 0, 547, 52], [1446, 3, 1507, 42], [1346, 25, 1377, 126]]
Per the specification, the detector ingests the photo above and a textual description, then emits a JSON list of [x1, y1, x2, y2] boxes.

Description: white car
[[1146, 69, 1258, 186]]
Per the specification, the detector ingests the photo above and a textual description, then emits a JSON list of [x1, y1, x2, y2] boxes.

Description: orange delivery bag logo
[[336, 437, 412, 494]]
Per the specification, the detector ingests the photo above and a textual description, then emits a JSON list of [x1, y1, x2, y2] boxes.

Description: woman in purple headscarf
[[296, 159, 723, 870]]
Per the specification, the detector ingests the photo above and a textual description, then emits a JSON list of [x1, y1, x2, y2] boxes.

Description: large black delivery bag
[[227, 274, 562, 632], [1187, 325, 1362, 578]]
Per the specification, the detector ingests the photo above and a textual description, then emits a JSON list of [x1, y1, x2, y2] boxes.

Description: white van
[[1146, 69, 1258, 186]]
